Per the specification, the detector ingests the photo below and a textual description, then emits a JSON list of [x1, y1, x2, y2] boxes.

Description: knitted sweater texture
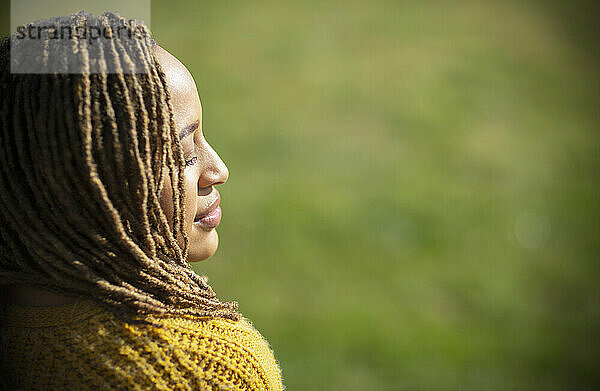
[[2, 300, 284, 390]]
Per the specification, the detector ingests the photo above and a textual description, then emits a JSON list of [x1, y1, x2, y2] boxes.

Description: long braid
[[0, 12, 240, 320]]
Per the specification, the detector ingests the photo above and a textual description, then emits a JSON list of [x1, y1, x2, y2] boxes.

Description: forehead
[[152, 46, 202, 134]]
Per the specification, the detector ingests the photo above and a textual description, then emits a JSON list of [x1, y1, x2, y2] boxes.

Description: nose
[[198, 141, 229, 190]]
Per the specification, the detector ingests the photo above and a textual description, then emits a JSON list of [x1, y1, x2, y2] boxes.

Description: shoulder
[[5, 301, 284, 390], [136, 313, 285, 390]]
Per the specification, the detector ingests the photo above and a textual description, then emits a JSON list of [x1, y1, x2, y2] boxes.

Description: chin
[[187, 229, 219, 263]]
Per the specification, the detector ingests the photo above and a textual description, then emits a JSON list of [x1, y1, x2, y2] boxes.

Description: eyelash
[[185, 156, 199, 167]]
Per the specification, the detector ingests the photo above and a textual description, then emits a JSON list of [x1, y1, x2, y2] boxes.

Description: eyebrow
[[179, 120, 199, 140]]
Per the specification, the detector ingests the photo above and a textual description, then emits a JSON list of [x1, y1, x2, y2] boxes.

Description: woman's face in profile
[[153, 46, 229, 262]]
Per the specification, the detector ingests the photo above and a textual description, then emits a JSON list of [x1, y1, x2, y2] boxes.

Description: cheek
[[182, 171, 198, 228], [158, 169, 197, 232]]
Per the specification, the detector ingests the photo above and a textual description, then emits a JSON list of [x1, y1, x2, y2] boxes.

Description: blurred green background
[[6, 0, 599, 389], [151, 1, 599, 390]]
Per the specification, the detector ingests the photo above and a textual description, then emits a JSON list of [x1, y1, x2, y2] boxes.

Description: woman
[[0, 12, 283, 390]]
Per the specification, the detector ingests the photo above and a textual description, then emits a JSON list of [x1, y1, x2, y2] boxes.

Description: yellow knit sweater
[[2, 300, 284, 390]]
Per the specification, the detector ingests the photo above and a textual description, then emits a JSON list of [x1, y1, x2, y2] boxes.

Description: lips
[[194, 191, 222, 229]]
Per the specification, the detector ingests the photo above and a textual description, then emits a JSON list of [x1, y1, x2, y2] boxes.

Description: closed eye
[[185, 156, 199, 167]]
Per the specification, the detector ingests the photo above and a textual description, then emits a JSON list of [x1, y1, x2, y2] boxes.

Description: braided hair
[[0, 12, 240, 321]]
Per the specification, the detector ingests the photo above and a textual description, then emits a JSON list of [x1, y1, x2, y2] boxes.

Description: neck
[[3, 283, 81, 306]]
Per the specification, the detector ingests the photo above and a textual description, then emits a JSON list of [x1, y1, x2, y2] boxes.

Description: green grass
[[151, 1, 599, 389]]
